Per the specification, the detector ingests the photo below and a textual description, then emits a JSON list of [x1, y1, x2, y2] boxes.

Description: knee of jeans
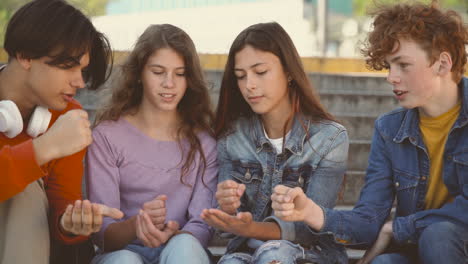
[[167, 233, 200, 248], [117, 251, 144, 262], [418, 221, 459, 248], [252, 240, 303, 264], [418, 221, 467, 262], [370, 254, 401, 264], [93, 250, 143, 264], [162, 233, 207, 260], [218, 253, 252, 264]]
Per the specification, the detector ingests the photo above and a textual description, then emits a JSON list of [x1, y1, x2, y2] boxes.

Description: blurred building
[[93, 0, 367, 57]]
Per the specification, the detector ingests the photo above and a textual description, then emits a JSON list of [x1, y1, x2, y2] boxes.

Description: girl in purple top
[[86, 24, 218, 264]]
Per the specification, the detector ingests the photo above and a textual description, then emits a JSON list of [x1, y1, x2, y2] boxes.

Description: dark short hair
[[4, 0, 112, 90]]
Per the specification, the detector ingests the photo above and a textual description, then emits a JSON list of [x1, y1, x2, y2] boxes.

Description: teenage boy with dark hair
[[271, 3, 468, 264], [0, 1, 123, 263]]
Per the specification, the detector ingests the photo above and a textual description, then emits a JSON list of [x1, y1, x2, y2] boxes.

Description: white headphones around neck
[[0, 100, 52, 138]]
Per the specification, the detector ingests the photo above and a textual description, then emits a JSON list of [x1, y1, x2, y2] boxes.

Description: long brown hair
[[95, 24, 214, 185], [215, 22, 335, 139]]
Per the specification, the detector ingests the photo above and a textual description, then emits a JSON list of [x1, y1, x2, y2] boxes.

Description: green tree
[[353, 0, 468, 16], [69, 0, 112, 17], [0, 0, 112, 47]]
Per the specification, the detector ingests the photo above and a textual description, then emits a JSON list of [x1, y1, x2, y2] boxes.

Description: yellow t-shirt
[[419, 102, 460, 209]]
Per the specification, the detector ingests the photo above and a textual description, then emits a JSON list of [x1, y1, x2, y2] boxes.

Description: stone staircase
[[310, 73, 399, 205]]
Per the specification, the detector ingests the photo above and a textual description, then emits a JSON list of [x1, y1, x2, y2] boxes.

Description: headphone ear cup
[[0, 100, 24, 138], [27, 106, 52, 138]]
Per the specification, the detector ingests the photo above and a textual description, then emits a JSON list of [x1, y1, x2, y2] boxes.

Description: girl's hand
[[201, 208, 253, 237], [142, 194, 167, 230], [135, 210, 179, 248], [216, 180, 246, 215]]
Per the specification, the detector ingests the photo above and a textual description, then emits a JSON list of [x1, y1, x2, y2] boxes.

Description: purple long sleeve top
[[85, 118, 218, 249]]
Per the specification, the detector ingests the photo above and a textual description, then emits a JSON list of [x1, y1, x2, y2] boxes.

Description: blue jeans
[[91, 234, 210, 264], [218, 240, 304, 264], [371, 222, 468, 264]]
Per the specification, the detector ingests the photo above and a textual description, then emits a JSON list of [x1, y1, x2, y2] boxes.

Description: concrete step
[[334, 113, 378, 141], [320, 92, 398, 115], [348, 140, 371, 171], [339, 170, 366, 205], [310, 72, 391, 93]]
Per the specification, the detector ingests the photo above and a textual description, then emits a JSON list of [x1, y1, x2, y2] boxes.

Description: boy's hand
[[60, 200, 124, 236], [142, 195, 167, 230], [216, 180, 246, 215], [271, 185, 324, 230], [33, 109, 91, 165], [357, 221, 393, 264]]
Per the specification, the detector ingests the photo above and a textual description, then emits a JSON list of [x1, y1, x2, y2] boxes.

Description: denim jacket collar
[[251, 114, 310, 155], [394, 77, 468, 144]]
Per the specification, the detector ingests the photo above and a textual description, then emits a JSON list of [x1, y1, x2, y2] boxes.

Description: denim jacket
[[217, 114, 349, 253], [323, 78, 468, 246]]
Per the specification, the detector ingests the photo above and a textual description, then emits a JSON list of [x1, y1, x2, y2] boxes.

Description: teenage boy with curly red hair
[[271, 3, 468, 263]]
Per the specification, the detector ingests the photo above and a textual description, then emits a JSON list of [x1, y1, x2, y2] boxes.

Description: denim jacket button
[[447, 155, 453, 161], [421, 176, 427, 181], [245, 170, 252, 180], [395, 182, 400, 187], [298, 176, 304, 185]]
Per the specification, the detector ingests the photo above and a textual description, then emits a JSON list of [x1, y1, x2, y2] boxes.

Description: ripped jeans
[[218, 240, 304, 264]]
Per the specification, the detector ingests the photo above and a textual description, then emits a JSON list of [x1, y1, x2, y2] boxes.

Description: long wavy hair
[[95, 24, 214, 185], [215, 22, 335, 139]]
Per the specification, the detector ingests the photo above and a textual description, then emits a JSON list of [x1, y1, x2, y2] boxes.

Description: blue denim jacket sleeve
[[217, 138, 232, 184], [266, 129, 349, 246], [322, 120, 395, 246]]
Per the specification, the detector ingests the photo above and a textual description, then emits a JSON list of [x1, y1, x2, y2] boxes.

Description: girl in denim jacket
[[201, 22, 349, 264]]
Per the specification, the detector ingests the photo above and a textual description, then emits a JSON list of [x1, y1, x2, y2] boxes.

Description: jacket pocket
[[393, 168, 419, 213], [231, 161, 264, 208], [282, 165, 312, 190]]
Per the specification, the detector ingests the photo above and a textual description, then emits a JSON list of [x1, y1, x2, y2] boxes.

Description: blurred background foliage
[[0, 0, 113, 47]]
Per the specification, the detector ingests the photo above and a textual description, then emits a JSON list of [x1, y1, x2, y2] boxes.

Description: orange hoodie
[[0, 99, 87, 244]]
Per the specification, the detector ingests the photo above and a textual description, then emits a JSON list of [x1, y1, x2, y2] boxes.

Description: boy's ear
[[435, 51, 453, 76], [15, 53, 32, 70]]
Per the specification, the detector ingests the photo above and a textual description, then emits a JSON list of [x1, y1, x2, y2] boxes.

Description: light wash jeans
[[91, 233, 210, 264], [218, 240, 305, 264], [371, 221, 468, 264]]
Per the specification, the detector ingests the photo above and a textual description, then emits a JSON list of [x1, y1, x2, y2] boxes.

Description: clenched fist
[[271, 185, 325, 231], [216, 180, 246, 215], [33, 109, 92, 165], [142, 195, 167, 230]]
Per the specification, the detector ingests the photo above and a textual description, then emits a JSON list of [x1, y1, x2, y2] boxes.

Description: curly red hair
[[362, 3, 468, 82]]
